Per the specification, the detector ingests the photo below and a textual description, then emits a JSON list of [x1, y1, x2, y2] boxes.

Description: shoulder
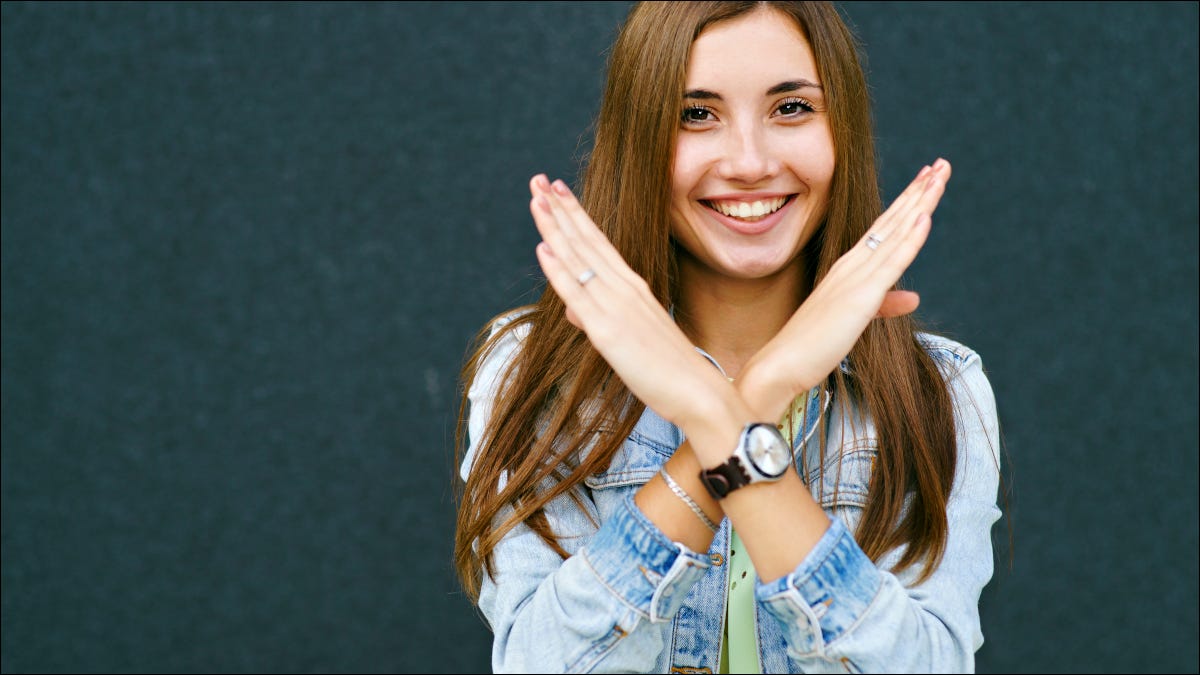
[[461, 308, 536, 482], [467, 307, 535, 400], [916, 332, 999, 434], [915, 331, 988, 384]]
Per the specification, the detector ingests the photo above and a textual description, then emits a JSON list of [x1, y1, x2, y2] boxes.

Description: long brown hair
[[454, 1, 957, 603]]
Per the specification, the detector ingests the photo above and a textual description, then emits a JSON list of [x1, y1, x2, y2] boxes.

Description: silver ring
[[577, 268, 597, 285], [865, 233, 884, 250]]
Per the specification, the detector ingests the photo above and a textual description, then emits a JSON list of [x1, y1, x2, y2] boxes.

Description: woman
[[455, 2, 1002, 672]]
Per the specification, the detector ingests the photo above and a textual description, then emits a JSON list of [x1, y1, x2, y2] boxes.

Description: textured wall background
[[3, 2, 1196, 673]]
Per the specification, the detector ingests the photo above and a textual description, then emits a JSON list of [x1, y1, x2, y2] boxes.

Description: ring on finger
[[577, 268, 597, 285], [865, 233, 885, 250]]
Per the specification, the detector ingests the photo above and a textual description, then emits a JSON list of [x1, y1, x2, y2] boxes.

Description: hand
[[528, 175, 743, 435], [740, 160, 952, 418]]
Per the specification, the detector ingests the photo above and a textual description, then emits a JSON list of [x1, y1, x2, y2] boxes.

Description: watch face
[[746, 424, 791, 477]]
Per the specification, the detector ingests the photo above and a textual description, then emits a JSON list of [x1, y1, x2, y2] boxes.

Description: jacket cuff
[[757, 516, 881, 655], [581, 492, 711, 623]]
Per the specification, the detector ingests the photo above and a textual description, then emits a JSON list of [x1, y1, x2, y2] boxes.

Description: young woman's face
[[670, 8, 835, 282]]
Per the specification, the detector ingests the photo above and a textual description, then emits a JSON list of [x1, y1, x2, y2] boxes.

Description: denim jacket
[[462, 314, 1002, 673]]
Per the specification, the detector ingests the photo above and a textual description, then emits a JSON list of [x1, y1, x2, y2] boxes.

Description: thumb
[[565, 306, 583, 329], [875, 290, 920, 319]]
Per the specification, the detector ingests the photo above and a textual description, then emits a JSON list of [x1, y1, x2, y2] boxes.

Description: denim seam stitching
[[579, 548, 653, 620], [817, 571, 885, 654]]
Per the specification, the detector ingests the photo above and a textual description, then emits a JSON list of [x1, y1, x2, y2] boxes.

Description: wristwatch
[[699, 422, 792, 499]]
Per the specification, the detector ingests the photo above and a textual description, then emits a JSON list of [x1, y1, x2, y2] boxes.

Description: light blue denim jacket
[[462, 314, 1002, 673]]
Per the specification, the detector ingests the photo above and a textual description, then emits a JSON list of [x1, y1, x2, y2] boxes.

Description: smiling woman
[[454, 2, 1001, 673], [671, 11, 834, 286]]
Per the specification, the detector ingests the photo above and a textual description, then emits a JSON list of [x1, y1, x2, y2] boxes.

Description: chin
[[715, 251, 799, 280]]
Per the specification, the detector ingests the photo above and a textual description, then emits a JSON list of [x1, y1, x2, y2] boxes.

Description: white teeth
[[709, 197, 787, 219]]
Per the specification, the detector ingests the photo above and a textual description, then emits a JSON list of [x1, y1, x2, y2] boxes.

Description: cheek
[[671, 137, 710, 201], [801, 128, 836, 188], [779, 128, 835, 187]]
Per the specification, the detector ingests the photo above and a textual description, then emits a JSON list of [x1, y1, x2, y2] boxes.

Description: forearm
[[747, 347, 1001, 671], [634, 442, 725, 554], [488, 550, 672, 673], [483, 490, 711, 673], [640, 375, 831, 582]]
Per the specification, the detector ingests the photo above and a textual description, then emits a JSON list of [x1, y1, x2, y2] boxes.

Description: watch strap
[[700, 456, 751, 500]]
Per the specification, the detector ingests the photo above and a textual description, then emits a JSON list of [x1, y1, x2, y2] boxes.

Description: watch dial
[[748, 424, 790, 476]]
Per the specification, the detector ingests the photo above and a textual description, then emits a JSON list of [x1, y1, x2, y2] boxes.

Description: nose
[[716, 121, 778, 184]]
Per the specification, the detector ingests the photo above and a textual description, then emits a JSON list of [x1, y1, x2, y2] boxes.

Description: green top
[[719, 391, 812, 674], [720, 527, 760, 673]]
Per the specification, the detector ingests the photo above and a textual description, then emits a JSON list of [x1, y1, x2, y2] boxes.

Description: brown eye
[[776, 98, 816, 117], [681, 106, 714, 124]]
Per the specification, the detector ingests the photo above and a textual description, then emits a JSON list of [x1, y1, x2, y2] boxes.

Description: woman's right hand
[[739, 159, 953, 419], [528, 175, 752, 450]]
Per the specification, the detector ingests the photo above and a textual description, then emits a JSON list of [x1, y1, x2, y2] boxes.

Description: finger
[[866, 184, 936, 260], [547, 180, 642, 286], [531, 176, 616, 277], [542, 183, 644, 300], [540, 191, 621, 297], [535, 241, 602, 322], [564, 306, 582, 329], [863, 164, 933, 240], [869, 171, 934, 244], [541, 185, 607, 265], [530, 191, 595, 284], [866, 159, 951, 245], [529, 175, 565, 244], [916, 163, 949, 214], [887, 164, 934, 215], [535, 177, 666, 322], [890, 159, 951, 234], [876, 212, 933, 280], [874, 290, 920, 318]]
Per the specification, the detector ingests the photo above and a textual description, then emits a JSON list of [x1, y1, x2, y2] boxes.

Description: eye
[[681, 105, 715, 125], [775, 97, 816, 117]]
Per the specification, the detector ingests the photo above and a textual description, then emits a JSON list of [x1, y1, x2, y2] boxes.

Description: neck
[[673, 255, 809, 381]]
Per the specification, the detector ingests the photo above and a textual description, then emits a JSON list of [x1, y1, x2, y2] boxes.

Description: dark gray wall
[[2, 2, 1196, 673]]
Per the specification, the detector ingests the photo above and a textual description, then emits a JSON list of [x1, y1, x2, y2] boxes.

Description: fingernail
[[536, 195, 550, 212], [917, 165, 931, 179], [534, 174, 550, 190], [552, 179, 569, 196], [537, 241, 553, 257], [933, 158, 947, 170]]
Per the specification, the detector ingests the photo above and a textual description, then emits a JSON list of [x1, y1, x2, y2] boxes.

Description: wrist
[[735, 363, 802, 422], [698, 421, 793, 499], [680, 386, 757, 469]]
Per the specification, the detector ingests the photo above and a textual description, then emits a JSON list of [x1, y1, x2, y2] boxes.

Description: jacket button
[[709, 553, 725, 566]]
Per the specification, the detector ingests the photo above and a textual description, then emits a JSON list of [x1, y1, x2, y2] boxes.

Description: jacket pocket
[[584, 430, 673, 489], [583, 431, 673, 525]]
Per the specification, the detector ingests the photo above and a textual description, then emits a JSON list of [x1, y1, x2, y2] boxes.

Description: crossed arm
[[528, 160, 952, 580]]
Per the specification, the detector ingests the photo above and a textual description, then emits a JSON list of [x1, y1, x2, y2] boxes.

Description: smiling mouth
[[700, 195, 796, 222]]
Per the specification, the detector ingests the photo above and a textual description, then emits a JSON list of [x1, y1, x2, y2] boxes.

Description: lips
[[703, 196, 790, 220], [699, 195, 796, 235]]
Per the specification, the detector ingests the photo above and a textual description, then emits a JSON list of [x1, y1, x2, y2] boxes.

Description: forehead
[[686, 8, 819, 89]]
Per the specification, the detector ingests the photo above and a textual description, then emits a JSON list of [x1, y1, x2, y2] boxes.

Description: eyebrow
[[683, 79, 823, 100]]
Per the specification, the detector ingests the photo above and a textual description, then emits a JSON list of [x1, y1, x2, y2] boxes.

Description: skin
[[669, 8, 835, 376], [529, 6, 951, 581]]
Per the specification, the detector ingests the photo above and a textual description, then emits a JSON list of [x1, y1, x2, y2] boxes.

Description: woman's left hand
[[528, 175, 739, 434], [738, 160, 951, 420]]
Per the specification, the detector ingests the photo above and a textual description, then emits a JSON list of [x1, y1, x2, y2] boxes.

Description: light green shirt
[[719, 392, 810, 674], [720, 528, 760, 673]]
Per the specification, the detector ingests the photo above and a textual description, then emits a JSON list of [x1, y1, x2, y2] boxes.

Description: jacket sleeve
[[462, 316, 711, 674], [756, 348, 1003, 673]]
